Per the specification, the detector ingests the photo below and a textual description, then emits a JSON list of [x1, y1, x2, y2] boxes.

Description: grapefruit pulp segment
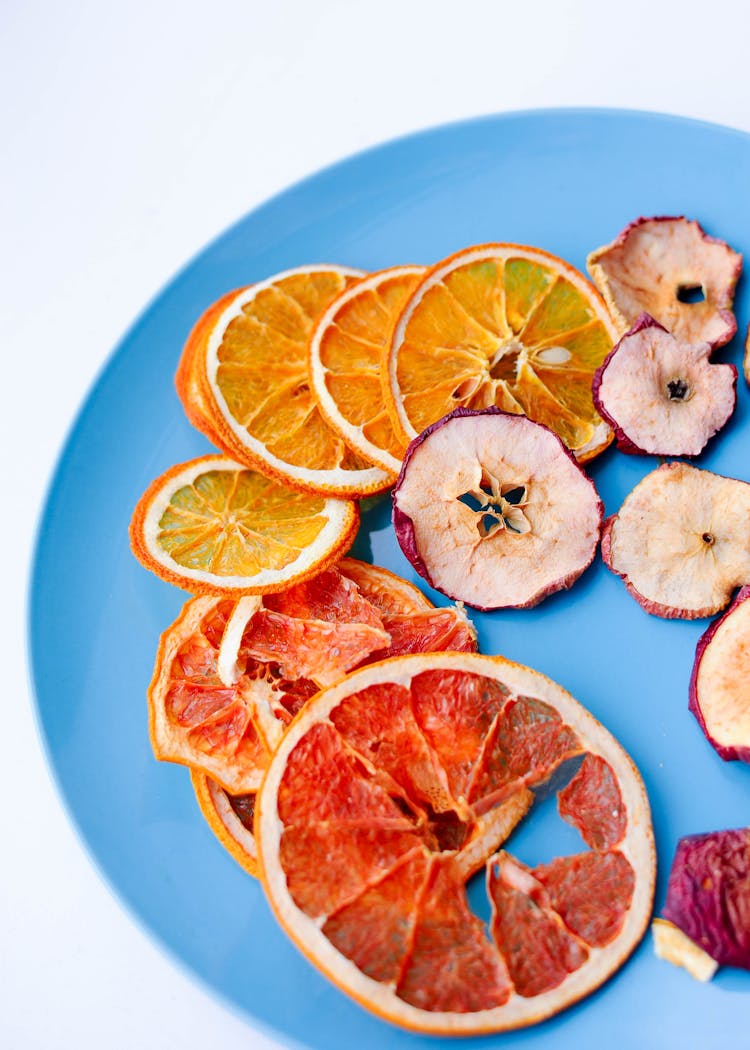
[[256, 653, 655, 1034]]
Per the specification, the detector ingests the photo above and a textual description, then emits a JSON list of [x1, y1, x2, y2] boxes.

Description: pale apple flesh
[[593, 313, 736, 456], [587, 216, 742, 348], [602, 462, 750, 619], [689, 585, 750, 762], [392, 408, 602, 611]]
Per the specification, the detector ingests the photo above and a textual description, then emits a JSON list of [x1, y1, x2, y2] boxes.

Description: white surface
[[3, 1, 749, 1047]]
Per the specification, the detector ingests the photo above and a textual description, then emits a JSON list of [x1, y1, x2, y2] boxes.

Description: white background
[[4, 1, 749, 1047]]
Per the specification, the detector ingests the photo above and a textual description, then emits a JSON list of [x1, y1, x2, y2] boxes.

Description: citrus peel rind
[[587, 216, 742, 348], [184, 266, 393, 496], [601, 462, 750, 619], [130, 455, 359, 595], [660, 828, 750, 972], [689, 585, 750, 762], [592, 313, 737, 456], [191, 770, 259, 878], [308, 265, 425, 476], [392, 408, 602, 610], [256, 651, 655, 1034], [385, 242, 617, 462]]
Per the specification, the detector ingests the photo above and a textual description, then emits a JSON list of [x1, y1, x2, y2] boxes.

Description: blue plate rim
[[26, 105, 750, 1046]]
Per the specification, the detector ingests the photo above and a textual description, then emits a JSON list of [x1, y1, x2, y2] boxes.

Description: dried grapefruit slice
[[385, 244, 618, 462], [130, 455, 358, 595], [148, 560, 476, 796], [191, 769, 259, 877], [392, 408, 602, 610], [587, 216, 742, 348], [256, 652, 655, 1034], [177, 266, 392, 496], [309, 266, 424, 476]]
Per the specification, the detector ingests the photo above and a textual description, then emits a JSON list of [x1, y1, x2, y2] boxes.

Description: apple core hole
[[666, 378, 690, 401], [677, 284, 705, 304], [702, 532, 715, 546]]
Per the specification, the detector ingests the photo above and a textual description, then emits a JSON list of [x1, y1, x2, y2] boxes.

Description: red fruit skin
[[688, 585, 750, 763], [662, 828, 750, 970], [601, 216, 741, 349], [592, 313, 666, 456], [391, 407, 603, 612], [592, 312, 738, 457]]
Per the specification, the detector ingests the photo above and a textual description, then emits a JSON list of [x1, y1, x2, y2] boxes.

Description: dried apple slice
[[655, 828, 750, 977], [689, 585, 750, 762], [593, 314, 736, 456], [744, 323, 750, 388], [602, 462, 750, 619], [587, 216, 742, 348], [392, 408, 602, 610]]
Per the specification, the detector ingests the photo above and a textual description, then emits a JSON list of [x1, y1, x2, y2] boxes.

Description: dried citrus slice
[[130, 455, 358, 595], [385, 244, 619, 462], [148, 560, 476, 796], [191, 768, 259, 878], [309, 266, 424, 475], [256, 652, 655, 1034], [177, 266, 392, 496]]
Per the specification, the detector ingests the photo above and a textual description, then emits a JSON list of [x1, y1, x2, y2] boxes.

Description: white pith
[[203, 265, 390, 491], [388, 244, 617, 455], [257, 651, 655, 1034], [695, 596, 750, 748], [308, 266, 424, 476], [206, 776, 258, 863], [218, 595, 263, 685], [141, 457, 356, 590]]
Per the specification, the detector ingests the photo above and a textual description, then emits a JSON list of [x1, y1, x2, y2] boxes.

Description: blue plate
[[30, 109, 750, 1048]]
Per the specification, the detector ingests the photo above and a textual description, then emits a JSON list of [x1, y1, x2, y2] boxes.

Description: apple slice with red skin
[[392, 408, 602, 611], [602, 462, 750, 619], [587, 216, 742, 349], [656, 828, 750, 975], [593, 314, 736, 457], [689, 585, 750, 762]]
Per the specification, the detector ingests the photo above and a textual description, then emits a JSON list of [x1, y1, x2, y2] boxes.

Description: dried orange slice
[[130, 455, 358, 595], [309, 266, 424, 475], [385, 244, 619, 462], [148, 560, 476, 796], [177, 266, 392, 496], [256, 652, 655, 1034]]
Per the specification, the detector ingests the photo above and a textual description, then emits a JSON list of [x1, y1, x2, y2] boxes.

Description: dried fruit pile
[[129, 217, 750, 1033]]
